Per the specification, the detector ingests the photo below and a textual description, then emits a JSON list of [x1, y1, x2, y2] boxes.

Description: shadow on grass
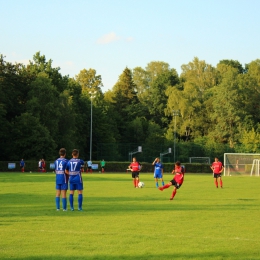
[[1, 251, 259, 260], [0, 191, 257, 219]]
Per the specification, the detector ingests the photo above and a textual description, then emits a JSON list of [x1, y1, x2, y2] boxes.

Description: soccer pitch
[[0, 173, 260, 260]]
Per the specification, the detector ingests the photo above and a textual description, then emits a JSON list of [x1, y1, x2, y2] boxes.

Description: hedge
[[0, 161, 212, 173]]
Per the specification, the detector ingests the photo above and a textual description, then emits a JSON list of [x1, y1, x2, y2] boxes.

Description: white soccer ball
[[138, 182, 145, 188]]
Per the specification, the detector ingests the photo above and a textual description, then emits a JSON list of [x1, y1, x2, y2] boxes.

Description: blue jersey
[[154, 162, 163, 178], [87, 160, 92, 168], [55, 157, 68, 184], [20, 160, 25, 167], [66, 158, 85, 184]]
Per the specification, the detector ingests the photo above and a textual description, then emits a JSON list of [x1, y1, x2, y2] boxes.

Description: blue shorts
[[154, 172, 163, 179], [56, 183, 68, 190], [70, 182, 83, 191]]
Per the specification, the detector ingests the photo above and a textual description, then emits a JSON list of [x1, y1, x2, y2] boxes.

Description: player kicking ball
[[159, 161, 185, 200]]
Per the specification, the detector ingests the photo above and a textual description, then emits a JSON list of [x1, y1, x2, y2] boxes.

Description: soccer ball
[[138, 182, 145, 188]]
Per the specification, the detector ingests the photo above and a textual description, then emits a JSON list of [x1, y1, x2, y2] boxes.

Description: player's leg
[[136, 173, 140, 188], [61, 187, 67, 211], [161, 176, 164, 186], [214, 175, 218, 188], [155, 177, 159, 188], [77, 187, 83, 211], [219, 176, 223, 188], [170, 187, 177, 200], [56, 188, 61, 210], [159, 181, 172, 191], [69, 185, 75, 211]]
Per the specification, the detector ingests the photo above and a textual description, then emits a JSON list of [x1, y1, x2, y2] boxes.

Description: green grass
[[0, 172, 260, 260]]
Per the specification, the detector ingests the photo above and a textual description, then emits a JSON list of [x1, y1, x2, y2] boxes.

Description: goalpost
[[224, 153, 260, 176], [189, 157, 211, 164]]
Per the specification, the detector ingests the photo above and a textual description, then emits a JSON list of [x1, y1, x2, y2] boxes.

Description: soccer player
[[211, 157, 224, 188], [41, 159, 46, 172], [159, 161, 185, 200], [20, 159, 25, 173], [129, 157, 142, 188], [86, 159, 92, 173], [66, 149, 85, 211], [152, 157, 164, 188], [100, 159, 106, 173], [54, 148, 68, 211], [38, 159, 42, 172]]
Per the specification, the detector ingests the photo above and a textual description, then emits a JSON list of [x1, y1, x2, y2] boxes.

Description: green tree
[[166, 57, 216, 140], [26, 72, 60, 143], [75, 68, 103, 94], [110, 67, 138, 142], [7, 113, 56, 160]]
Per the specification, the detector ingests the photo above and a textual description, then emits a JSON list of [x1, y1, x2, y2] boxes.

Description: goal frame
[[224, 153, 260, 176], [189, 157, 211, 164]]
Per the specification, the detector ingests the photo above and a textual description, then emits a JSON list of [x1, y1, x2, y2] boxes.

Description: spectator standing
[[100, 159, 106, 173], [86, 160, 92, 173], [20, 159, 25, 173]]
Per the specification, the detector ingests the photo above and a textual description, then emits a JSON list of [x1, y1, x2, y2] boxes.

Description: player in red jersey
[[211, 157, 224, 188], [129, 157, 142, 188], [159, 161, 185, 200]]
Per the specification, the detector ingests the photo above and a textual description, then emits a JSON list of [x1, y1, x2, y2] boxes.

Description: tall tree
[[110, 67, 138, 142], [75, 68, 103, 94], [166, 57, 216, 140]]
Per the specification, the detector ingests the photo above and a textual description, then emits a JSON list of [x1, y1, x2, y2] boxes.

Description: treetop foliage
[[1, 53, 260, 161]]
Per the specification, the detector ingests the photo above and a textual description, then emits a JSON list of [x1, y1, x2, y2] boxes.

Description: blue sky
[[1, 0, 260, 92]]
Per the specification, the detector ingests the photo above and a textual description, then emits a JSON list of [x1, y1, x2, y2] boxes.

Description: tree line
[[0, 52, 260, 162]]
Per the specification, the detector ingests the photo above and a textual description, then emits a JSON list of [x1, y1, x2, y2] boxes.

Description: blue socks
[[62, 198, 67, 210], [55, 197, 60, 209], [78, 194, 83, 209], [69, 194, 74, 209]]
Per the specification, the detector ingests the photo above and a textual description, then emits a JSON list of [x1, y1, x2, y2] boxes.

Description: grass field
[[0, 172, 260, 260]]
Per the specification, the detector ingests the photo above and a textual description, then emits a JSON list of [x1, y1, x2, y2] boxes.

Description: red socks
[[162, 183, 171, 190], [215, 180, 218, 188], [133, 179, 139, 187], [171, 189, 177, 199], [220, 180, 223, 188]]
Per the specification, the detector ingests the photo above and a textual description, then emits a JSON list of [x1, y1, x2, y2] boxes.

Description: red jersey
[[129, 162, 141, 172], [173, 166, 184, 185], [211, 161, 223, 173]]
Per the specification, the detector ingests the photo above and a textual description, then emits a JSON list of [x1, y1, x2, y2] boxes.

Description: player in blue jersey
[[20, 159, 25, 172], [152, 157, 164, 188], [66, 149, 85, 211], [55, 148, 68, 211]]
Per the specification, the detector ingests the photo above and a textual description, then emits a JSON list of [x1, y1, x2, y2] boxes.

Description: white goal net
[[189, 157, 211, 164], [224, 153, 260, 176]]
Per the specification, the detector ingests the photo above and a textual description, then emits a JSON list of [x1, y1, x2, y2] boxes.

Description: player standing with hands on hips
[[211, 157, 224, 188], [152, 157, 164, 188], [129, 157, 142, 188], [66, 149, 85, 211], [159, 161, 185, 200]]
